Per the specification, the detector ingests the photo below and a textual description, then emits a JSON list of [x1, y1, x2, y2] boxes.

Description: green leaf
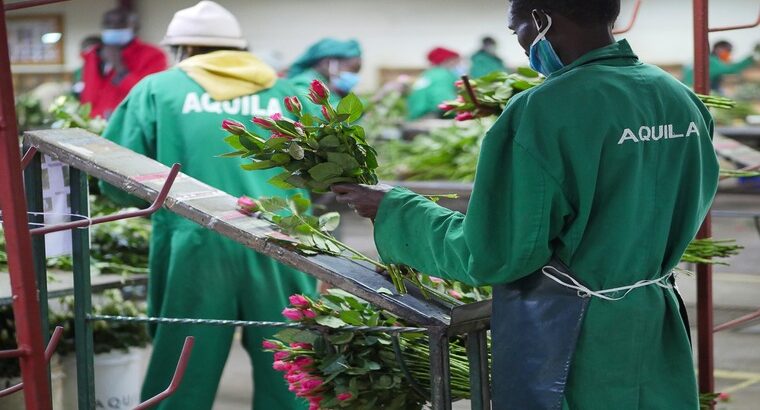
[[285, 173, 309, 189], [241, 160, 276, 171], [315, 315, 346, 328], [267, 172, 296, 189], [308, 162, 343, 182], [265, 137, 289, 150], [224, 134, 244, 150], [326, 152, 360, 171], [333, 113, 351, 123], [300, 113, 315, 126], [275, 120, 299, 137], [218, 149, 247, 158], [318, 212, 340, 232], [287, 143, 305, 160], [338, 310, 363, 326], [517, 66, 540, 78], [319, 135, 341, 148], [258, 196, 289, 213], [289, 193, 311, 215], [327, 332, 354, 345], [337, 93, 364, 123]]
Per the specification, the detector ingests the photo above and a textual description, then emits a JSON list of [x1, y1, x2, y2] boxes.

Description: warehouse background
[[8, 0, 760, 91]]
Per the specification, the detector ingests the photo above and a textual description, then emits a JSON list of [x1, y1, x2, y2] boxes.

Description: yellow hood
[[178, 51, 277, 101]]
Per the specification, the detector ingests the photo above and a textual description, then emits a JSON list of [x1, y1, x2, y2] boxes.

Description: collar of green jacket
[[548, 39, 639, 79], [178, 50, 277, 101]]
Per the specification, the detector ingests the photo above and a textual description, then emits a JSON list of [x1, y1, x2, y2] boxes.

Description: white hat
[[162, 1, 247, 49]]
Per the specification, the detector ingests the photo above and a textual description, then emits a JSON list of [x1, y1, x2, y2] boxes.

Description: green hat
[[288, 38, 362, 78]]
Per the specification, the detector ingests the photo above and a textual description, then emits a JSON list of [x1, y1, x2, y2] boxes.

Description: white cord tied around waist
[[541, 265, 675, 301]]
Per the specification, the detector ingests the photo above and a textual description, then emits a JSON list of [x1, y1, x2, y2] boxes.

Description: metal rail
[[0, 326, 63, 398], [133, 337, 195, 410], [4, 0, 69, 10], [613, 0, 643, 35], [709, 7, 760, 32]]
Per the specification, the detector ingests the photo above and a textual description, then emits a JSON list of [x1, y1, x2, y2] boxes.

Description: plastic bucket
[[62, 348, 146, 410]]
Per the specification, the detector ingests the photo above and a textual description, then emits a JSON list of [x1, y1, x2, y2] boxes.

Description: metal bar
[[0, 326, 63, 398], [133, 336, 195, 410], [70, 167, 95, 410], [428, 328, 452, 410], [0, 1, 53, 408], [21, 146, 37, 169], [713, 309, 760, 333], [86, 314, 428, 333], [0, 347, 27, 359], [613, 0, 643, 35], [693, 0, 715, 398], [23, 147, 52, 392], [466, 329, 491, 410], [4, 0, 69, 10], [709, 8, 760, 32], [30, 163, 181, 236]]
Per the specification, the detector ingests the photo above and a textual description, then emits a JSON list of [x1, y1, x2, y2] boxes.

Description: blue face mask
[[528, 14, 565, 76], [101, 28, 134, 46], [333, 71, 360, 93]]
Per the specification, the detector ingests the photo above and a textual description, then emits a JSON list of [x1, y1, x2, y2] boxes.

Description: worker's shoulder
[[129, 68, 191, 95], [132, 39, 167, 57]]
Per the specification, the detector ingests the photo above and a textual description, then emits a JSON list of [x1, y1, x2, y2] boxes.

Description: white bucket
[[62, 348, 146, 410], [0, 355, 65, 409]]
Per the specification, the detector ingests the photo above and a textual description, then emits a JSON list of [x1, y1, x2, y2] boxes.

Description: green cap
[[288, 38, 362, 78]]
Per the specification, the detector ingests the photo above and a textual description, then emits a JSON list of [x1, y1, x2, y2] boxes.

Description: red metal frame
[[0, 0, 54, 407], [0, 326, 63, 398], [29, 163, 181, 235], [134, 336, 195, 410], [613, 0, 643, 35], [709, 8, 760, 32], [4, 0, 70, 10]]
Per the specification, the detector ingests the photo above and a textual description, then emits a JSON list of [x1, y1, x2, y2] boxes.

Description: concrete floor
[[213, 192, 760, 410]]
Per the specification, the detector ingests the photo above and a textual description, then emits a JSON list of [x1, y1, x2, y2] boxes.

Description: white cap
[[162, 1, 247, 49]]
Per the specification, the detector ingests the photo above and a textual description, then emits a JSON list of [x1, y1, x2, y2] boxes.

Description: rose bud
[[284, 96, 303, 115], [454, 79, 464, 87], [252, 116, 276, 130], [321, 105, 332, 121], [307, 79, 330, 104], [221, 119, 246, 135], [289, 294, 311, 309], [455, 112, 475, 122], [237, 196, 259, 215], [282, 308, 305, 321], [271, 113, 283, 121]]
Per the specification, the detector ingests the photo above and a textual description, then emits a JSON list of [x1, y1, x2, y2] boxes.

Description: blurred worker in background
[[684, 40, 760, 94], [406, 47, 464, 120], [99, 1, 316, 409], [470, 36, 507, 78], [287, 38, 363, 104], [80, 7, 167, 118], [72, 35, 102, 100], [333, 0, 719, 408]]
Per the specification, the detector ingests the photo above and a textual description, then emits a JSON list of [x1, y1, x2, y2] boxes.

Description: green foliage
[[221, 86, 378, 193], [15, 94, 48, 133], [49, 95, 107, 135]]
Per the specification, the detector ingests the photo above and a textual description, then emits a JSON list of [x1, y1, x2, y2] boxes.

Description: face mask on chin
[[101, 28, 134, 46], [528, 13, 565, 76]]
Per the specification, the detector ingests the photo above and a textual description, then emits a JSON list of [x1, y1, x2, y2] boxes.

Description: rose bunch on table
[[263, 291, 474, 410], [221, 80, 378, 192]]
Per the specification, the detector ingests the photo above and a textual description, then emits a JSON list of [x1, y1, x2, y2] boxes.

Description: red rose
[[221, 119, 246, 135]]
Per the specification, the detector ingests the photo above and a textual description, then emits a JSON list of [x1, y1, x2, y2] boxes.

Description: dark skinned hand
[[330, 183, 393, 220]]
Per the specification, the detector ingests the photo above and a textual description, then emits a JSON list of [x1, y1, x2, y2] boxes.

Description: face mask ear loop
[[530, 14, 553, 47]]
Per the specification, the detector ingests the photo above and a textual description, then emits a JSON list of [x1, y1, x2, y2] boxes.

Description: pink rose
[[271, 113, 283, 121], [282, 308, 304, 321], [261, 340, 280, 350], [285, 96, 303, 115], [454, 79, 464, 87], [320, 105, 332, 121], [272, 361, 290, 371], [455, 112, 475, 122], [307, 80, 330, 104], [337, 392, 353, 401], [293, 356, 314, 368], [718, 392, 731, 402], [300, 378, 323, 392], [221, 119, 246, 135], [448, 290, 463, 300], [252, 116, 276, 129], [274, 351, 289, 361], [438, 103, 456, 111], [237, 196, 259, 215], [289, 294, 311, 309], [302, 309, 317, 319]]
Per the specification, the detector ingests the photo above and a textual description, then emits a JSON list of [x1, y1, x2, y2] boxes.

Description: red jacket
[[80, 38, 167, 118]]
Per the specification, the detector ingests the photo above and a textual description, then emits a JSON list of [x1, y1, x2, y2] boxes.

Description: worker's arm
[[98, 81, 158, 208], [710, 55, 755, 77], [372, 112, 574, 286]]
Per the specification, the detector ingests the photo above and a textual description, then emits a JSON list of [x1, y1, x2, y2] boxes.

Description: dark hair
[[511, 0, 621, 25], [482, 36, 497, 46], [712, 40, 732, 52]]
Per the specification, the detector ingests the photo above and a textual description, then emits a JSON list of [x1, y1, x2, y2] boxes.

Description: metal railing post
[[428, 328, 452, 410], [466, 329, 490, 410]]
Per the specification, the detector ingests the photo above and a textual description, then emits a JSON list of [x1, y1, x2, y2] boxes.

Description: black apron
[[491, 259, 589, 410]]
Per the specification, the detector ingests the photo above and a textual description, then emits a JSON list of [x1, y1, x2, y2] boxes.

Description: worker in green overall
[[470, 36, 507, 78], [99, 2, 315, 409], [407, 47, 464, 120], [332, 0, 718, 409], [287, 38, 363, 105]]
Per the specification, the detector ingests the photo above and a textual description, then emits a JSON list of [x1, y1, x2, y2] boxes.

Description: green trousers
[[140, 224, 316, 409]]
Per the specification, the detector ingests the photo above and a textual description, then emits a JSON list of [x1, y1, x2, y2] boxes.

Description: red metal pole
[[0, 1, 53, 408], [693, 0, 715, 397]]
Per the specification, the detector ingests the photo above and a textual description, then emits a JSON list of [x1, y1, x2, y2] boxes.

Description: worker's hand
[[331, 183, 393, 220]]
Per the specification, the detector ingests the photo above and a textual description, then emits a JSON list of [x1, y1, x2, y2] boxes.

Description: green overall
[[100, 51, 316, 410], [683, 54, 755, 92], [374, 41, 718, 409], [469, 50, 507, 79], [406, 66, 459, 120]]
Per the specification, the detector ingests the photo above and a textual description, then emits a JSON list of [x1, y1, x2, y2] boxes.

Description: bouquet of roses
[[263, 291, 473, 410], [440, 69, 736, 122], [221, 80, 378, 192]]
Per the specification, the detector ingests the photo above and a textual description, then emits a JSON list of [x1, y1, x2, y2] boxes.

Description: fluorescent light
[[41, 32, 62, 44]]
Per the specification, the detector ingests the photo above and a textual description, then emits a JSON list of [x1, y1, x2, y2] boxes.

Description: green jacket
[[469, 50, 506, 79], [375, 40, 718, 409], [406, 66, 459, 120], [683, 54, 755, 91]]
